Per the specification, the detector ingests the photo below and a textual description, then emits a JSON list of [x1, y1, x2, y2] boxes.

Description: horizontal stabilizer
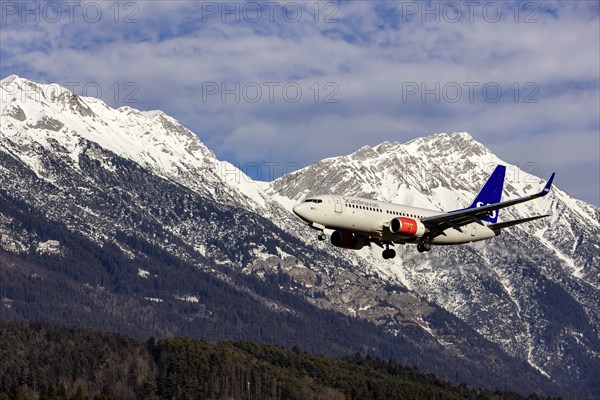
[[488, 214, 550, 231]]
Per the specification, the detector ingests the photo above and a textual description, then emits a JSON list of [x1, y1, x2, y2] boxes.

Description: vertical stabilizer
[[467, 165, 506, 223]]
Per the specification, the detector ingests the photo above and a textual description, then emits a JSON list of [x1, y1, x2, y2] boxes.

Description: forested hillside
[[0, 321, 558, 400]]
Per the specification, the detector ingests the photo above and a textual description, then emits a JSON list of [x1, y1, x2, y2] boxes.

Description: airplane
[[292, 165, 555, 259]]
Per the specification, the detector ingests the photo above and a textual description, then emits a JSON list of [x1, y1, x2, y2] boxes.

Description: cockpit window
[[304, 199, 323, 203]]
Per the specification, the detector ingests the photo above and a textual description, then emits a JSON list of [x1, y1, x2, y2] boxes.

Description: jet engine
[[330, 230, 367, 250], [389, 217, 426, 237]]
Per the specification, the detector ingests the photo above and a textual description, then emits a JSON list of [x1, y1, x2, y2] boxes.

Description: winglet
[[540, 173, 555, 196]]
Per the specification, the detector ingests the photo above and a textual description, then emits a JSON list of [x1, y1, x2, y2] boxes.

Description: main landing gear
[[382, 245, 396, 259], [317, 232, 326, 241], [417, 241, 432, 253]]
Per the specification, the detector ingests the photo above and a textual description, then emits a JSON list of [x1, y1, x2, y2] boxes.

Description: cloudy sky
[[1, 1, 598, 204]]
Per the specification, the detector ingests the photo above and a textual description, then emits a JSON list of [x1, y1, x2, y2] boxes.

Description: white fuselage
[[293, 194, 498, 245]]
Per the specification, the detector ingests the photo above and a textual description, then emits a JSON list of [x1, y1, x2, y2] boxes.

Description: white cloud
[[1, 1, 598, 204]]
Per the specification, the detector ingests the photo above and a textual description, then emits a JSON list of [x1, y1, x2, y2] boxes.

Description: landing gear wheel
[[317, 232, 326, 241], [382, 248, 396, 259], [417, 242, 431, 253]]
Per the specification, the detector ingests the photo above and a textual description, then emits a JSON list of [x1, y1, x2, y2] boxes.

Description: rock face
[[1, 76, 598, 398]]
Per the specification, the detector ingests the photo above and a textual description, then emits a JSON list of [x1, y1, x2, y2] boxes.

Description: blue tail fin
[[468, 165, 506, 223]]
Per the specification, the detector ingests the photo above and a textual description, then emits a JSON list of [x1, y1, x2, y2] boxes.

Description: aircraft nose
[[293, 203, 309, 219], [293, 203, 303, 216]]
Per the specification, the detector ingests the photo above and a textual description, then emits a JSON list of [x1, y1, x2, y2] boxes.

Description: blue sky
[[1, 1, 599, 204]]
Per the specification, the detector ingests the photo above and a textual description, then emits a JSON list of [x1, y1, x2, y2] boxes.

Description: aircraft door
[[471, 224, 477, 237], [333, 196, 342, 213]]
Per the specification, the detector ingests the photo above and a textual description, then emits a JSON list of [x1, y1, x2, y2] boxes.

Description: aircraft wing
[[421, 173, 555, 234]]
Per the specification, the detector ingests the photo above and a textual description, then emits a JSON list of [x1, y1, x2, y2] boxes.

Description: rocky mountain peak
[[331, 133, 493, 175], [1, 75, 223, 186], [1, 75, 74, 105], [405, 132, 491, 160], [1, 76, 211, 154]]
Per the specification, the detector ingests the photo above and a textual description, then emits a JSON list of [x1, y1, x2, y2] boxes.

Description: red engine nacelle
[[330, 230, 367, 250], [389, 217, 426, 237]]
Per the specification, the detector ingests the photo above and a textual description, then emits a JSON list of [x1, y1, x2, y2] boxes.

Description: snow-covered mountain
[[1, 76, 598, 397], [0, 75, 270, 209]]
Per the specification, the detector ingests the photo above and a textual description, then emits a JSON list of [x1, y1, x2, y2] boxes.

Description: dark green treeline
[[0, 321, 558, 400]]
